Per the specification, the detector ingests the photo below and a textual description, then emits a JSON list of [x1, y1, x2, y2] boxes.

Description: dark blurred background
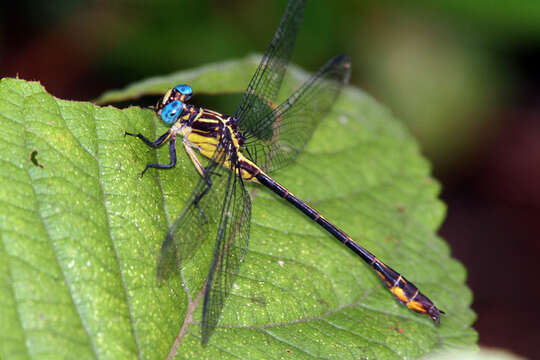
[[2, 0, 538, 357]]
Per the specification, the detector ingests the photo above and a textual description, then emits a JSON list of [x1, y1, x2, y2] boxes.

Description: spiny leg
[[125, 130, 172, 148], [193, 171, 214, 224], [140, 136, 177, 176], [183, 142, 207, 178], [182, 142, 217, 223]]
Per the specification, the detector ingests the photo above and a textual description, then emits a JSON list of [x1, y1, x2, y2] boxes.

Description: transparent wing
[[234, 0, 305, 131], [157, 148, 230, 282], [201, 164, 251, 345], [242, 54, 351, 173]]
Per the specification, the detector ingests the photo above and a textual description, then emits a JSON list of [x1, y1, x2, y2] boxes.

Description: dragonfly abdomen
[[255, 171, 442, 323]]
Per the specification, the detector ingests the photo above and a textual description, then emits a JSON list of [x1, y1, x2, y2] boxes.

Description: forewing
[[200, 165, 251, 345], [234, 0, 305, 133], [242, 54, 351, 173]]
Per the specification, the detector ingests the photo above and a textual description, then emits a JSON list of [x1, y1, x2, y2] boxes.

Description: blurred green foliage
[[356, 9, 504, 168]]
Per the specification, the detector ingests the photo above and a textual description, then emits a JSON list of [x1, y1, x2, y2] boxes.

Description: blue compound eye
[[161, 100, 183, 124], [175, 84, 192, 95]]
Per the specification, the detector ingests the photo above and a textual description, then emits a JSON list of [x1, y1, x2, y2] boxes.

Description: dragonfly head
[[155, 84, 193, 125]]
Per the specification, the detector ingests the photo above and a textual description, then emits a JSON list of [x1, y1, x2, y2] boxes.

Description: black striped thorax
[[190, 107, 226, 137], [187, 107, 244, 146], [169, 106, 246, 162]]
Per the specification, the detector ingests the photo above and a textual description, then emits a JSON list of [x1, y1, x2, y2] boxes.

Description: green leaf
[[0, 57, 476, 359]]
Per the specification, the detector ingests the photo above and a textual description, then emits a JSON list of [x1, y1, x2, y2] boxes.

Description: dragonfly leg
[[141, 137, 177, 176], [193, 174, 213, 223], [125, 130, 172, 148], [183, 141, 206, 178], [182, 141, 216, 222]]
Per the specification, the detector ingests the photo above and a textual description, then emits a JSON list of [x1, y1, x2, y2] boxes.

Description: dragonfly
[[126, 0, 442, 345]]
